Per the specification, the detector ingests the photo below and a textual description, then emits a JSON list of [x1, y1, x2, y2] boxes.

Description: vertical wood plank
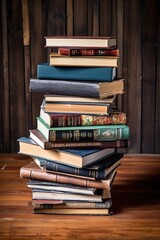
[[123, 0, 142, 153], [8, 0, 26, 152], [73, 0, 88, 35], [1, 0, 10, 152], [22, 0, 32, 136], [142, 0, 157, 153], [99, 0, 112, 36], [116, 0, 123, 111], [155, 0, 160, 153], [92, 0, 100, 36], [87, 0, 93, 36], [30, 0, 47, 130], [67, 0, 73, 36]]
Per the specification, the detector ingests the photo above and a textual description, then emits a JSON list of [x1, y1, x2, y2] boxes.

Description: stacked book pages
[[18, 36, 129, 215]]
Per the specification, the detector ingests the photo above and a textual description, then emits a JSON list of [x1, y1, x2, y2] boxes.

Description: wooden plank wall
[[0, 0, 159, 153]]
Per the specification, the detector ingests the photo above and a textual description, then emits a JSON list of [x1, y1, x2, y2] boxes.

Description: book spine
[[32, 199, 112, 209], [20, 168, 110, 190], [44, 140, 129, 149], [46, 161, 106, 179], [58, 48, 119, 56], [46, 128, 128, 142], [47, 113, 127, 127], [30, 79, 100, 98], [37, 64, 115, 81]]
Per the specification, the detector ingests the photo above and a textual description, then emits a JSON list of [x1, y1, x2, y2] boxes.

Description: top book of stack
[[45, 36, 117, 48]]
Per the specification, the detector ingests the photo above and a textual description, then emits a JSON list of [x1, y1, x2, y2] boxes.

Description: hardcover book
[[20, 161, 116, 190], [27, 180, 96, 195], [29, 78, 124, 99], [36, 116, 130, 142], [40, 107, 126, 127], [58, 48, 119, 56], [18, 137, 115, 168], [33, 152, 123, 179], [33, 207, 110, 215], [49, 53, 119, 67], [41, 101, 111, 115], [37, 63, 116, 81], [45, 36, 116, 48], [29, 129, 129, 150]]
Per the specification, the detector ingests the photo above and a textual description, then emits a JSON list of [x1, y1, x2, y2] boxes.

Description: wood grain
[[0, 154, 160, 240]]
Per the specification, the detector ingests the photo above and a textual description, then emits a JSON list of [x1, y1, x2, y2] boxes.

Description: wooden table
[[0, 154, 160, 240]]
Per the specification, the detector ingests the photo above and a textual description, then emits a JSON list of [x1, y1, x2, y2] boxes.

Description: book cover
[[29, 129, 129, 150], [58, 48, 119, 56], [37, 63, 116, 81], [40, 107, 126, 127], [33, 207, 110, 215], [18, 137, 115, 168], [45, 36, 116, 48], [31, 196, 112, 209], [20, 161, 116, 190], [27, 180, 96, 195], [29, 78, 124, 99], [34, 152, 123, 179], [49, 53, 119, 67], [41, 100, 111, 115], [37, 116, 130, 142]]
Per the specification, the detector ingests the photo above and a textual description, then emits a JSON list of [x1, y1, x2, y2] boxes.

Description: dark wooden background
[[0, 0, 159, 154]]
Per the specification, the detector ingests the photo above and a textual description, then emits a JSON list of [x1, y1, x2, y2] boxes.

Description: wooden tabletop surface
[[0, 154, 160, 240]]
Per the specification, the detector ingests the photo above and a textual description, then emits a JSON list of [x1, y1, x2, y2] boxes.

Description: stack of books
[[18, 36, 129, 215]]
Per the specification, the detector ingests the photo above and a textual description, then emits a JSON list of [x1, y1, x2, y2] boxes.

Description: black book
[[33, 152, 123, 180]]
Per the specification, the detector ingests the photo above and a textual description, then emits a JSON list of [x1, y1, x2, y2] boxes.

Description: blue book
[[18, 137, 115, 168], [37, 63, 116, 81]]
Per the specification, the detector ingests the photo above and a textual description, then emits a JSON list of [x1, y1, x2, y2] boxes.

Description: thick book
[[37, 116, 130, 142], [20, 161, 116, 190], [45, 36, 116, 48], [49, 53, 119, 67], [29, 129, 129, 150], [58, 48, 119, 56], [41, 100, 112, 115], [29, 78, 124, 99], [40, 107, 126, 127], [37, 63, 116, 81], [18, 137, 115, 168], [33, 152, 123, 179]]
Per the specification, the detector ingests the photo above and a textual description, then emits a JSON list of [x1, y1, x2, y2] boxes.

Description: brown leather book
[[20, 161, 115, 190]]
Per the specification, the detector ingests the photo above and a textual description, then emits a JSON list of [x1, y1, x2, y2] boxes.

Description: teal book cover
[[37, 117, 129, 141], [37, 63, 116, 81]]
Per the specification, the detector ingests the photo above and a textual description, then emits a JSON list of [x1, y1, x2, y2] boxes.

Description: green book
[[37, 117, 129, 142]]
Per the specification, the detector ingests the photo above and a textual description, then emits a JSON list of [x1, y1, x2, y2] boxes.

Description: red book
[[58, 48, 119, 56]]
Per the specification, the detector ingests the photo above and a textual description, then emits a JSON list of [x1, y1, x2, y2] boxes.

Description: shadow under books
[[111, 165, 160, 214]]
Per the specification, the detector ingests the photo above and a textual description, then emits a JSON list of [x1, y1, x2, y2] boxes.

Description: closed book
[[37, 63, 116, 81], [29, 129, 129, 150], [49, 53, 119, 67], [29, 78, 124, 99], [37, 116, 130, 142], [33, 207, 110, 215], [27, 180, 97, 195], [45, 36, 116, 48], [18, 137, 115, 168], [20, 161, 116, 190], [34, 152, 123, 179], [31, 197, 112, 209], [41, 100, 111, 115], [40, 107, 126, 127], [58, 48, 119, 56]]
